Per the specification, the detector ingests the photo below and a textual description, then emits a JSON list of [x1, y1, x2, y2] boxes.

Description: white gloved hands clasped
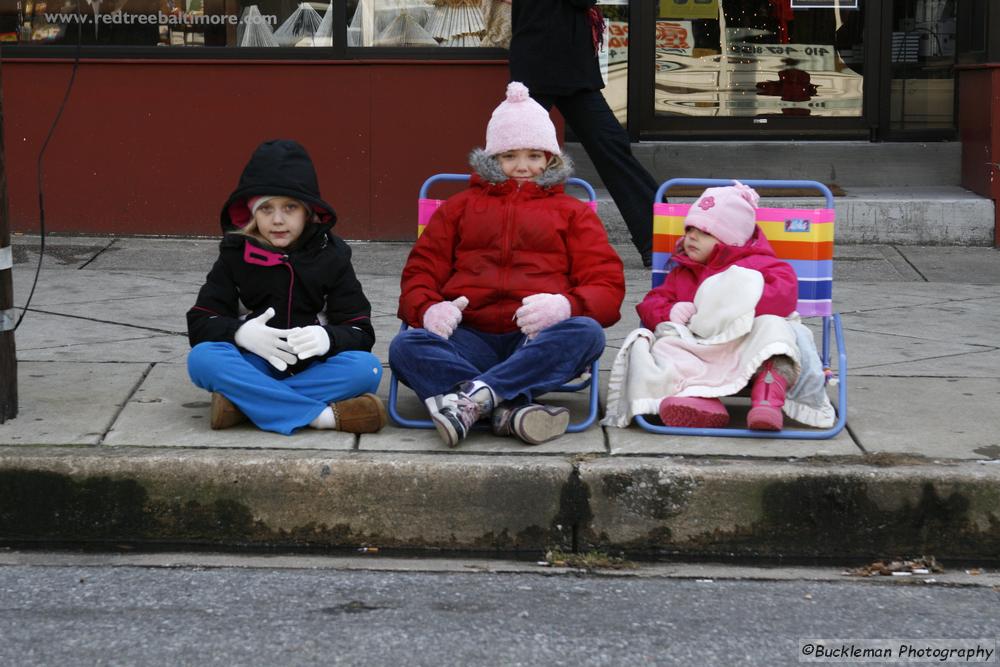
[[515, 293, 571, 339], [287, 325, 331, 361], [423, 296, 469, 339], [234, 307, 297, 371]]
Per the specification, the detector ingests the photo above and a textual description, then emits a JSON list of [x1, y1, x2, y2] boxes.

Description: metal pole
[[0, 48, 18, 422]]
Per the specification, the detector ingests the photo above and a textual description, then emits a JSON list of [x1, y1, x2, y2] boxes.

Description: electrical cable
[[11, 0, 83, 331]]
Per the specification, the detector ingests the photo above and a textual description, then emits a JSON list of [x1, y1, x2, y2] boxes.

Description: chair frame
[[634, 178, 847, 440], [388, 173, 601, 433]]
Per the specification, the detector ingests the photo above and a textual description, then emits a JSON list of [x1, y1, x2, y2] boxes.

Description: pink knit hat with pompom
[[683, 181, 761, 247], [484, 82, 561, 156]]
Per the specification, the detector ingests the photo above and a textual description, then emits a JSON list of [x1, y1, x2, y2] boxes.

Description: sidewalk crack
[[846, 422, 867, 454], [78, 238, 118, 270], [888, 245, 928, 282], [18, 307, 187, 336], [98, 362, 154, 445]]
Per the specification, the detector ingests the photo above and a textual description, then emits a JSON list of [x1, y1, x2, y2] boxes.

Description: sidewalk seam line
[[840, 326, 998, 347], [98, 362, 155, 446], [850, 347, 1000, 372]]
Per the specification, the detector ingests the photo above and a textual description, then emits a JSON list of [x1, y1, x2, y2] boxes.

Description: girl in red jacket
[[390, 82, 626, 448], [636, 182, 799, 430]]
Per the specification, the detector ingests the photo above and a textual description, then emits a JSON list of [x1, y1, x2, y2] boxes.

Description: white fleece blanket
[[602, 266, 836, 429]]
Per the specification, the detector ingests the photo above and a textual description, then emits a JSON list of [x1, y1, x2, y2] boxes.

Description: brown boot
[[331, 393, 388, 433], [210, 392, 248, 430]]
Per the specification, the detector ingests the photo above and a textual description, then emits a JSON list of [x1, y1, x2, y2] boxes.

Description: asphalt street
[[0, 554, 997, 666]]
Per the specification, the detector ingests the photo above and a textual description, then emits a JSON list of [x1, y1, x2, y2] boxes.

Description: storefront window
[[12, 1, 329, 47], [890, 0, 957, 130], [654, 0, 865, 118], [343, 0, 508, 48]]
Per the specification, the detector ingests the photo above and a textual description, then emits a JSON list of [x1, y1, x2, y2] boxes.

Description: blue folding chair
[[634, 178, 847, 439], [388, 174, 601, 433]]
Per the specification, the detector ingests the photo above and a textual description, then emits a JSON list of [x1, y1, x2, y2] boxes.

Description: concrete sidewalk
[[2, 235, 1000, 560]]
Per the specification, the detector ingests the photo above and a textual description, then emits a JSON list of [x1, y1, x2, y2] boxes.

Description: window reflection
[[346, 0, 511, 48], [890, 0, 958, 130], [654, 0, 865, 118]]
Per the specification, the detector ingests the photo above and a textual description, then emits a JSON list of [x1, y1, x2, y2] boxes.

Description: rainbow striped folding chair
[[634, 178, 847, 439], [387, 173, 602, 433]]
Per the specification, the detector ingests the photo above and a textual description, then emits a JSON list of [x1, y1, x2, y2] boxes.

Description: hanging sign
[[659, 0, 718, 21], [790, 0, 860, 8]]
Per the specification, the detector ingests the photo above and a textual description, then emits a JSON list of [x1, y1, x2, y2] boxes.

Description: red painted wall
[[2, 59, 511, 239]]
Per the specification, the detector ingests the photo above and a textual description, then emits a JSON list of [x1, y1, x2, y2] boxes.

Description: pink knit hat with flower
[[484, 82, 561, 156], [684, 181, 761, 247]]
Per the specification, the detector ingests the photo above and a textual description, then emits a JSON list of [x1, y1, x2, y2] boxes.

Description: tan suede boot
[[210, 392, 248, 430], [331, 393, 388, 433]]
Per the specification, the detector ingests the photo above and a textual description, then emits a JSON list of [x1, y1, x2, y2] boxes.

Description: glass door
[[882, 0, 959, 137], [638, 0, 876, 137]]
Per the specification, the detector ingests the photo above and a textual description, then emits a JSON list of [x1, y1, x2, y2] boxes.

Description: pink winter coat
[[637, 227, 798, 330]]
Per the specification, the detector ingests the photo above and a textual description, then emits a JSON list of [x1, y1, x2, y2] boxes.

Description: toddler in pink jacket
[[636, 182, 799, 430]]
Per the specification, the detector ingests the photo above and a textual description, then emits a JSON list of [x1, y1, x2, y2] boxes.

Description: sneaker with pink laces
[[424, 381, 495, 448]]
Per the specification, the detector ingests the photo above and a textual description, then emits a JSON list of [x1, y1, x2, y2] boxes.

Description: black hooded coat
[[186, 140, 375, 373]]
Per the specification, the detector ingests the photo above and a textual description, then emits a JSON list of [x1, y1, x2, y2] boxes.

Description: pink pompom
[[506, 81, 530, 103], [732, 181, 761, 209]]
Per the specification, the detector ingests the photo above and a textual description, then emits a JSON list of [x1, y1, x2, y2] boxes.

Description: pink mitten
[[669, 301, 697, 325], [515, 293, 571, 339], [423, 296, 469, 339]]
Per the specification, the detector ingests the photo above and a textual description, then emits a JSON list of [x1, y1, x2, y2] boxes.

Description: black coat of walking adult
[[509, 0, 658, 267]]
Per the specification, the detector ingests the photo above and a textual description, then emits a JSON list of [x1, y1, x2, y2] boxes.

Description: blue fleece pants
[[188, 342, 382, 435], [388, 317, 605, 402]]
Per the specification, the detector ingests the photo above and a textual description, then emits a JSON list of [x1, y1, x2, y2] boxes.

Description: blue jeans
[[388, 317, 605, 402], [188, 342, 382, 435]]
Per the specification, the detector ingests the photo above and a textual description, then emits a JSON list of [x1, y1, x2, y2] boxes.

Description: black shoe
[[641, 249, 652, 268]]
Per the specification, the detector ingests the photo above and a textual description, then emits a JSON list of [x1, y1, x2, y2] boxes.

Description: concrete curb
[[579, 458, 1000, 560], [2, 447, 998, 561], [0, 448, 575, 551]]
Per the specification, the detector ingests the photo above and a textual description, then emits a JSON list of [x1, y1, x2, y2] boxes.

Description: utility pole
[[0, 50, 17, 423]]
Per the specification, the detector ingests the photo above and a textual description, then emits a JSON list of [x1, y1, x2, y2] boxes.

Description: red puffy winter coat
[[636, 227, 798, 330], [398, 174, 625, 334]]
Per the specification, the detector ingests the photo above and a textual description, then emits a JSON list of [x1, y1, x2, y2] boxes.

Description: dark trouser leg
[[477, 317, 605, 403], [534, 90, 658, 262], [388, 326, 504, 401]]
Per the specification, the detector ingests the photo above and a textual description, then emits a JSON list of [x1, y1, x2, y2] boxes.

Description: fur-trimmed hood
[[468, 148, 575, 188]]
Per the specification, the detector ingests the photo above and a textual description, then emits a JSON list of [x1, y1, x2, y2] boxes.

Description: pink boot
[[659, 396, 730, 428], [747, 360, 788, 431]]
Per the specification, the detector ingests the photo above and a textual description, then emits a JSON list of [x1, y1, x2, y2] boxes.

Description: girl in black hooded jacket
[[187, 140, 387, 435]]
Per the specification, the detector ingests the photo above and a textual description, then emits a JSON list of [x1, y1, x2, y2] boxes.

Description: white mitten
[[422, 296, 469, 339], [515, 293, 571, 339], [287, 325, 331, 361], [234, 307, 297, 371]]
